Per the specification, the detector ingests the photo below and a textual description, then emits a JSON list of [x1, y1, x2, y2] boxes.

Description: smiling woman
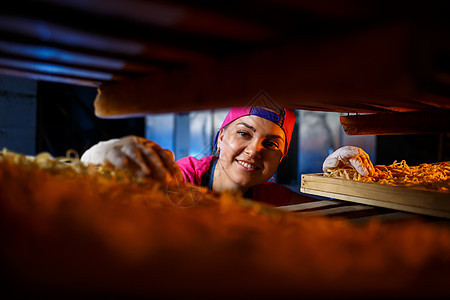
[[81, 106, 375, 206], [212, 108, 290, 193]]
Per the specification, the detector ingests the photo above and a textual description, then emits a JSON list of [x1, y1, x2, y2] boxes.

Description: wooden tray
[[300, 173, 450, 219]]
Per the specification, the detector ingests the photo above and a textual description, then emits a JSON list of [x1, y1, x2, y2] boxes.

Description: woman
[[81, 106, 374, 206]]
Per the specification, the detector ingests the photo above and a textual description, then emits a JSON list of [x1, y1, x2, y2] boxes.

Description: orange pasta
[[1, 148, 450, 298]]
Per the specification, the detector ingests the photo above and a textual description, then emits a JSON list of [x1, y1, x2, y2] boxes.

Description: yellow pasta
[[0, 147, 151, 183], [325, 160, 450, 192]]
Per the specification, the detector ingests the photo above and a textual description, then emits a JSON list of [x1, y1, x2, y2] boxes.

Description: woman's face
[[216, 115, 286, 189]]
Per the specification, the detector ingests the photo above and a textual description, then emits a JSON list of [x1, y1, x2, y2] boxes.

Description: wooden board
[[340, 111, 450, 135], [300, 173, 450, 219]]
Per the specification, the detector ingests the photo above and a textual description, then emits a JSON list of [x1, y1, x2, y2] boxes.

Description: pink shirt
[[176, 155, 293, 206]]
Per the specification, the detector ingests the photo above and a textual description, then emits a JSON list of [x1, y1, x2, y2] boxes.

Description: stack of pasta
[[325, 160, 450, 192], [1, 149, 450, 299]]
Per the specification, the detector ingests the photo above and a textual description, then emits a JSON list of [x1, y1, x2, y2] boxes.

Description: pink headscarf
[[215, 107, 296, 156]]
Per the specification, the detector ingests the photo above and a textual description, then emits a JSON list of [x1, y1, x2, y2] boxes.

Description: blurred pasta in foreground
[[0, 148, 450, 298]]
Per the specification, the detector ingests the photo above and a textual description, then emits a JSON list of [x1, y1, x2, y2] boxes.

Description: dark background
[[36, 81, 145, 157]]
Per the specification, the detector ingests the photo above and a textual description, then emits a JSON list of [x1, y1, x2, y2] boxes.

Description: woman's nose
[[244, 141, 262, 157]]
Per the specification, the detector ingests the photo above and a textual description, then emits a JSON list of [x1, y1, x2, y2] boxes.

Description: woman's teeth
[[237, 160, 257, 170]]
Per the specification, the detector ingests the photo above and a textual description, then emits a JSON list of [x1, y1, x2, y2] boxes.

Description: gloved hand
[[81, 135, 184, 184], [322, 146, 375, 176]]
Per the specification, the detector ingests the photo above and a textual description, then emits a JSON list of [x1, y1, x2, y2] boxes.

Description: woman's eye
[[264, 140, 279, 149], [237, 131, 251, 138]]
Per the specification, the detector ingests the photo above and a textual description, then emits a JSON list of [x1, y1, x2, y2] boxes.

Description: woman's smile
[[236, 159, 260, 171]]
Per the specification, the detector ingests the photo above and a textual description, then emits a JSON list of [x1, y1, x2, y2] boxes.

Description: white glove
[[322, 146, 375, 176], [81, 135, 183, 184]]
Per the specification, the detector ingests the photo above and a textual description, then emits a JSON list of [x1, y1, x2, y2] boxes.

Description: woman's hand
[[81, 136, 183, 184], [322, 146, 375, 176]]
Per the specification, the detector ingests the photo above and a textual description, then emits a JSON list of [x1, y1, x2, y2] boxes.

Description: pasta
[[1, 148, 450, 298], [0, 147, 220, 207], [325, 160, 450, 192], [1, 147, 156, 183]]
